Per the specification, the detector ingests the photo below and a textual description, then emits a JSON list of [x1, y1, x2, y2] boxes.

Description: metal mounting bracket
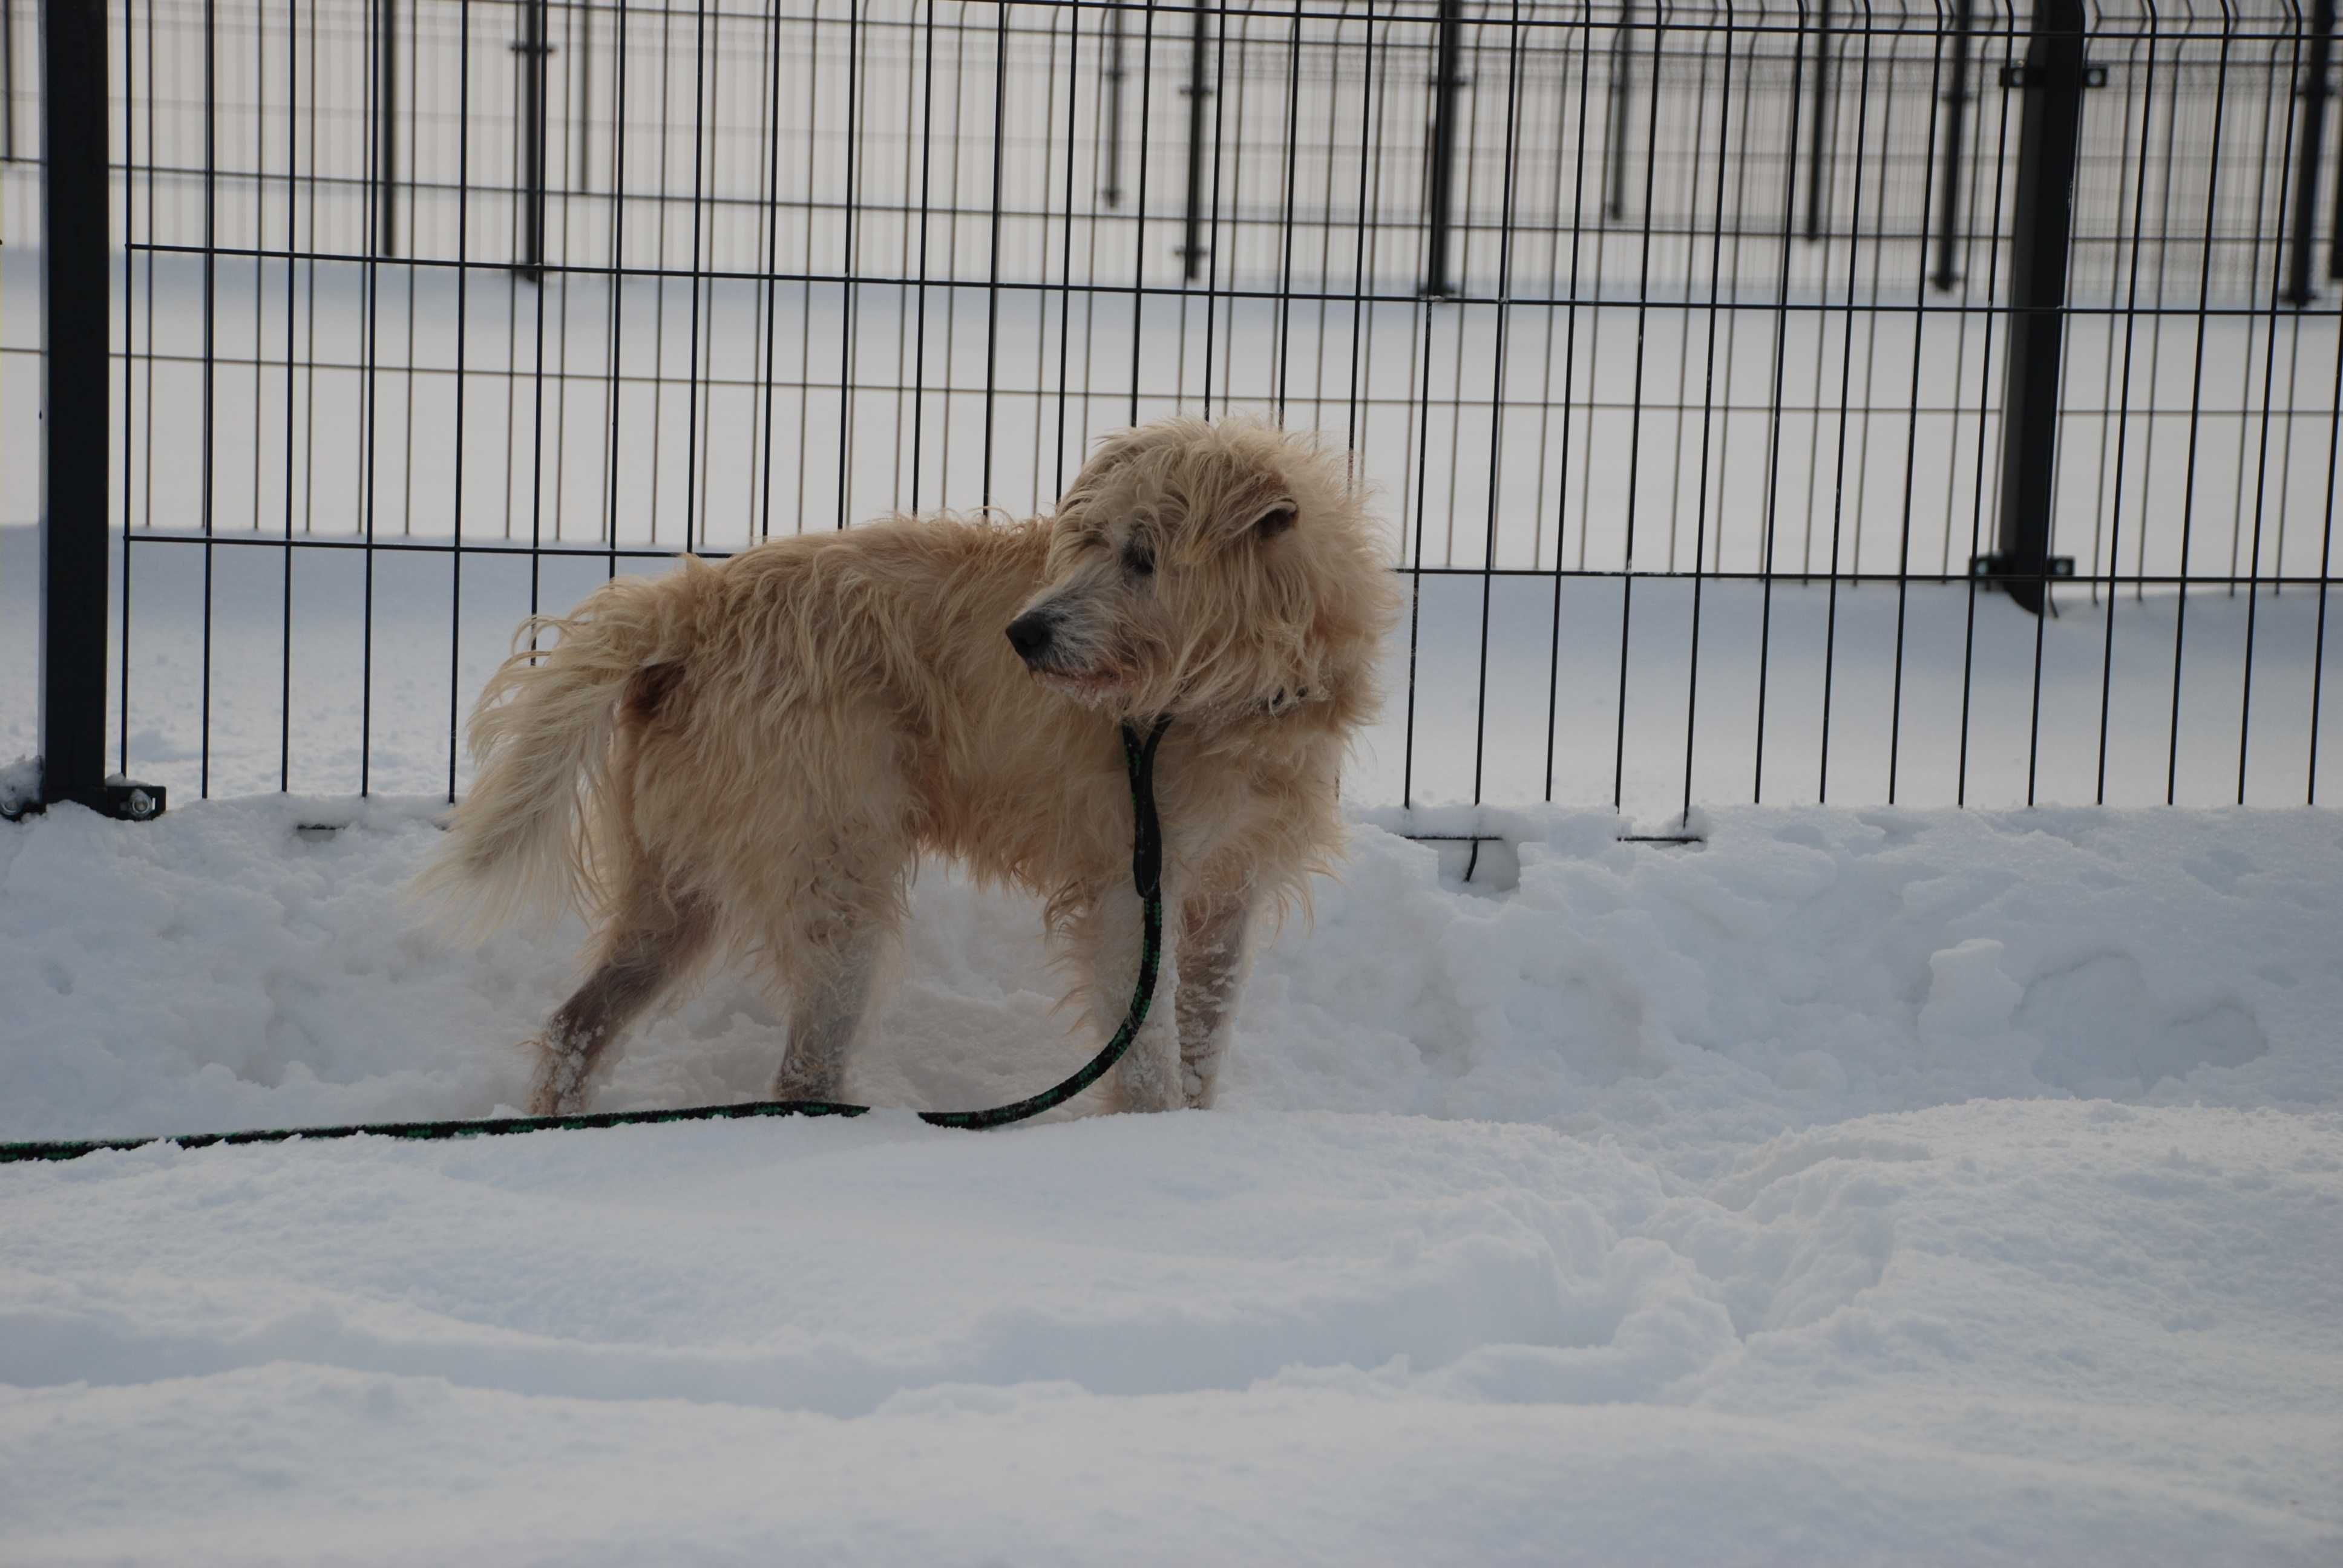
[[1971, 552, 2076, 589], [2001, 61, 2107, 89], [3, 776, 168, 825]]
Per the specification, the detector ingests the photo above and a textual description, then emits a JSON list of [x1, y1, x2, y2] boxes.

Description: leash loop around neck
[[0, 719, 1178, 1163]]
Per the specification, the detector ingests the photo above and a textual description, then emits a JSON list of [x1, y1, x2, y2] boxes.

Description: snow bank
[[3, 799, 2340, 1562], [7, 797, 2339, 1147]]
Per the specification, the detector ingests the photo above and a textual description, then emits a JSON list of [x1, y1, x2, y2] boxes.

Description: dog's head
[[1008, 419, 1399, 730]]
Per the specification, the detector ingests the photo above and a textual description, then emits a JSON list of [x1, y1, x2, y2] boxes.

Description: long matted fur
[[413, 418, 1399, 1115]]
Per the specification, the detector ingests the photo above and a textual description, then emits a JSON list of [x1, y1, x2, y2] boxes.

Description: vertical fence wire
[[5, 0, 2339, 820]]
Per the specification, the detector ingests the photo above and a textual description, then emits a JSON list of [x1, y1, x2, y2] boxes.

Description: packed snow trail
[[3, 800, 2340, 1563]]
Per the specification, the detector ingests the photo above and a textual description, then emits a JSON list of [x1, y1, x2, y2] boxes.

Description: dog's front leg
[[1175, 890, 1251, 1109], [1080, 874, 1185, 1114]]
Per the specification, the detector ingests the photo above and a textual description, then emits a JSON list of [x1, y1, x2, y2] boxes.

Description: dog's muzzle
[[1006, 609, 1058, 668], [1008, 604, 1126, 701]]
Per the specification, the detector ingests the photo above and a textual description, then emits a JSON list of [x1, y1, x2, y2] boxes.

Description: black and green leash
[[0, 718, 1174, 1165]]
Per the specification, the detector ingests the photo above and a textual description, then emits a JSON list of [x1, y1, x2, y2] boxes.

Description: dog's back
[[413, 517, 1065, 937]]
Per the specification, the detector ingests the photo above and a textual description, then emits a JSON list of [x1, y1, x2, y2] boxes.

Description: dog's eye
[[1124, 543, 1155, 578]]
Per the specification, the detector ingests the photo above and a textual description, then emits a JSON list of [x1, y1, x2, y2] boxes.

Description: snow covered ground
[[4, 795, 2341, 1562], [5, 13, 2340, 1551]]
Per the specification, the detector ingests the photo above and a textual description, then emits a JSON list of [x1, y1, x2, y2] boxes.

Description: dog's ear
[[1055, 426, 1160, 521], [1185, 460, 1298, 559]]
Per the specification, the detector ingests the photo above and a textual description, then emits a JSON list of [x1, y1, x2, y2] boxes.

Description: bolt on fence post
[[1179, 0, 1212, 281], [1103, 1, 1126, 205], [515, 0, 551, 279], [1423, 0, 1463, 295], [1931, 0, 1975, 290], [376, 0, 398, 256], [2288, 0, 2333, 306], [1985, 0, 2089, 618], [1802, 0, 1833, 241], [36, 0, 162, 822]]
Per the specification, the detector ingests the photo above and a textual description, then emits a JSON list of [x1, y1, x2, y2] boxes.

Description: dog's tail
[[410, 565, 701, 938]]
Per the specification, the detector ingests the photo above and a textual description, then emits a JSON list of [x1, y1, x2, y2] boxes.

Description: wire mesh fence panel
[[1, 0, 2337, 814]]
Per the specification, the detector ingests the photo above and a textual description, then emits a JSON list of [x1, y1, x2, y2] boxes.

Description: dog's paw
[[526, 1036, 591, 1117], [770, 1063, 845, 1105], [1112, 1054, 1184, 1114]]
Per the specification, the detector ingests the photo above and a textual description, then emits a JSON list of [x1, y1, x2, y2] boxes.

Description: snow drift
[[3, 799, 2339, 1563]]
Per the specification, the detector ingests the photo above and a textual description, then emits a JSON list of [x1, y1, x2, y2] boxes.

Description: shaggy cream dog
[[416, 418, 1398, 1116]]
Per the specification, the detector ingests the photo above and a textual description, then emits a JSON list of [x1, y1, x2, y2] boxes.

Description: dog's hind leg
[[1174, 890, 1251, 1109], [767, 916, 888, 1102], [761, 840, 906, 1103], [527, 889, 714, 1116]]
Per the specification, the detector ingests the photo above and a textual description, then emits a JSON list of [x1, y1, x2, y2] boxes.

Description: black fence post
[[376, 0, 398, 255], [36, 0, 162, 822], [2288, 0, 2333, 305], [1102, 1, 1126, 205], [1983, 0, 2088, 616], [2324, 80, 2343, 281], [1802, 0, 1832, 241], [574, 0, 591, 195], [1931, 0, 1975, 290], [2334, 65, 2343, 279], [515, 0, 551, 279], [1178, 0, 1212, 281], [3, 0, 18, 162], [1423, 0, 1463, 295], [1604, 0, 1632, 220]]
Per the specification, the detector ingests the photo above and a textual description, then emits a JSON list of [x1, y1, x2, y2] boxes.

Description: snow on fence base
[[7, 524, 2337, 812]]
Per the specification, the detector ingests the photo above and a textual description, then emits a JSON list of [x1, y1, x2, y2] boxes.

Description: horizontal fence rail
[[1, 0, 2338, 817]]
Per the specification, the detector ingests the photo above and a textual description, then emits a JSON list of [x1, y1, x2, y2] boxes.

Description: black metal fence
[[5, 0, 2339, 822]]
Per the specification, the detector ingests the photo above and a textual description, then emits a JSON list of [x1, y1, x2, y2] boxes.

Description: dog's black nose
[[1006, 612, 1054, 664]]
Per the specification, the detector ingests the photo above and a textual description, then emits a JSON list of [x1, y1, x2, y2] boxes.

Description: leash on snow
[[0, 718, 1175, 1165]]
